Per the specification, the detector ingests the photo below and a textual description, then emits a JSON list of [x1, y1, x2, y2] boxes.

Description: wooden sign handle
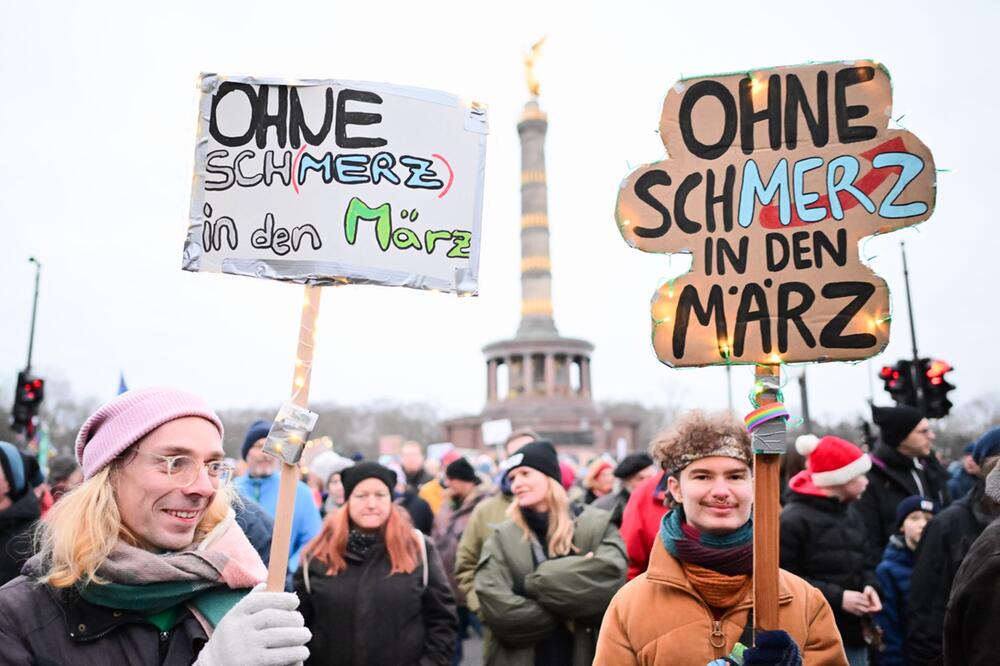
[[752, 363, 782, 633], [266, 285, 322, 592]]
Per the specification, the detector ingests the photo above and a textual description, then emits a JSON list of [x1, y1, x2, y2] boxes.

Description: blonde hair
[[508, 477, 578, 558], [35, 461, 233, 588]]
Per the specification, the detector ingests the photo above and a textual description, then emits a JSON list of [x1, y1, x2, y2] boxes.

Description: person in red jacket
[[620, 468, 670, 580]]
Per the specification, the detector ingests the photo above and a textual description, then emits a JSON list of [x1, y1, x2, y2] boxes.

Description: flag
[[118, 371, 129, 395], [33, 425, 52, 477]]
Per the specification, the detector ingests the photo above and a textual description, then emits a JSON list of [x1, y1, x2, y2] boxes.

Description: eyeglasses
[[145, 453, 235, 488]]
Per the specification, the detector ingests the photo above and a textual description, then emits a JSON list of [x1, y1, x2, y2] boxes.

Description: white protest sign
[[481, 419, 513, 446], [183, 74, 489, 294]]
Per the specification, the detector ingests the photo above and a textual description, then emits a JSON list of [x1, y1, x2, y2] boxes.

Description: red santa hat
[[796, 435, 871, 488]]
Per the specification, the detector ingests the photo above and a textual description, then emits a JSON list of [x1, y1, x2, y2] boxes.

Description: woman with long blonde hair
[[0, 387, 311, 666], [474, 440, 627, 666], [294, 461, 457, 665]]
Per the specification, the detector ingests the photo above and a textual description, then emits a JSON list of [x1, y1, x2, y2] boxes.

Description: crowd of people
[[0, 387, 997, 665]]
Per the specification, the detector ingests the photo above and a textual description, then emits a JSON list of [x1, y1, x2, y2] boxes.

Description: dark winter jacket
[[874, 535, 916, 666], [946, 469, 975, 501], [0, 491, 41, 586], [294, 532, 458, 666], [943, 518, 1000, 665], [431, 488, 488, 606], [591, 489, 629, 527], [474, 505, 627, 666], [405, 469, 434, 495], [779, 474, 879, 648], [399, 490, 434, 535], [0, 575, 209, 665], [855, 442, 950, 567], [906, 483, 998, 666]]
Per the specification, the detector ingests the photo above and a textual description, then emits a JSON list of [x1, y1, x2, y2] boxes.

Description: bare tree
[[218, 400, 442, 461]]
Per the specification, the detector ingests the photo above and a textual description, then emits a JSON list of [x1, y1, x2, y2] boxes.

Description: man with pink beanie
[[0, 387, 311, 665], [780, 434, 882, 666]]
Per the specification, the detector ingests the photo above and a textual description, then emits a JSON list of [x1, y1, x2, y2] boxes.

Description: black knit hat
[[895, 495, 938, 530], [872, 405, 925, 448], [445, 457, 480, 484], [242, 419, 272, 460], [341, 461, 397, 498], [502, 440, 560, 483], [614, 453, 654, 479]]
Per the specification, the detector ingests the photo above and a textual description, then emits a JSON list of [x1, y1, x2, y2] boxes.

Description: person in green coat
[[474, 440, 627, 666], [455, 428, 539, 615]]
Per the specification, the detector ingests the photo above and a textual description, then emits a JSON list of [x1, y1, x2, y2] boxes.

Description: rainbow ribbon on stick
[[744, 403, 790, 432]]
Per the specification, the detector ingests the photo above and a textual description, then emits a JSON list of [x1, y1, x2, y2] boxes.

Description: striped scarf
[[659, 507, 753, 575], [28, 509, 268, 631]]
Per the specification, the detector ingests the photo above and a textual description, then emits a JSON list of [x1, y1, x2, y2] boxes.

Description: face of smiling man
[[667, 456, 753, 535], [115, 416, 226, 552]]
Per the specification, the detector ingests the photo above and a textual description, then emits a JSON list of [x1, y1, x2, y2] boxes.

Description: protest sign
[[183, 74, 488, 295], [181, 73, 489, 592], [616, 60, 935, 367]]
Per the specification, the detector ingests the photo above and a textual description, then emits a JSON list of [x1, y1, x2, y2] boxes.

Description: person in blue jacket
[[234, 419, 322, 571], [874, 495, 939, 665], [947, 444, 978, 501]]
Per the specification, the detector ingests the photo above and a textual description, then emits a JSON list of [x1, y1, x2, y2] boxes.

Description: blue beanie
[[895, 495, 939, 530], [242, 420, 272, 460], [972, 427, 1000, 466], [0, 441, 26, 499]]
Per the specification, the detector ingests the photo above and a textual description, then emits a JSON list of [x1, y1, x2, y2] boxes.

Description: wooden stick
[[752, 363, 782, 633], [266, 285, 322, 592]]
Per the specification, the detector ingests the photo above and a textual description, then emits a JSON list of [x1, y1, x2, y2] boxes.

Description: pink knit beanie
[[75, 387, 224, 480]]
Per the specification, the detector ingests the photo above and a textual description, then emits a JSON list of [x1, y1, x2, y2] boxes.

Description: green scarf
[[64, 510, 267, 630], [79, 579, 247, 629]]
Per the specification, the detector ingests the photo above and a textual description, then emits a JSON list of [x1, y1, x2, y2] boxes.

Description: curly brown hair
[[649, 410, 752, 476]]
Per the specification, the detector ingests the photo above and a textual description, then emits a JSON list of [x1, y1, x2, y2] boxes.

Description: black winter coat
[[780, 485, 878, 648], [943, 518, 1000, 666], [906, 483, 997, 666], [0, 491, 41, 586], [294, 534, 457, 666], [855, 442, 950, 567], [399, 491, 434, 535], [0, 576, 209, 665]]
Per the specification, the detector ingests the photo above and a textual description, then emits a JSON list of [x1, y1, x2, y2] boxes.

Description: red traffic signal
[[920, 358, 954, 418], [880, 360, 916, 407], [925, 360, 952, 386], [11, 371, 44, 434]]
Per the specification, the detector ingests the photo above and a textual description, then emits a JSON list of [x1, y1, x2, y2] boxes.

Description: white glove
[[195, 584, 311, 666]]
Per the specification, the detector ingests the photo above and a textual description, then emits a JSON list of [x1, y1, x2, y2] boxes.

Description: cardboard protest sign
[[183, 74, 488, 295], [616, 61, 935, 367]]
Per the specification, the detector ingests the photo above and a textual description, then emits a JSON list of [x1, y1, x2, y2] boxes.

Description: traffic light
[[879, 360, 916, 408], [920, 359, 955, 418], [10, 371, 44, 436], [878, 358, 955, 418]]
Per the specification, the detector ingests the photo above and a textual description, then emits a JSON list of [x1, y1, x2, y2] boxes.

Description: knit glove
[[195, 584, 311, 666], [741, 630, 802, 666]]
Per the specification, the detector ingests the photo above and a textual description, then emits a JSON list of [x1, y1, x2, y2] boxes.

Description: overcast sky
[[2, 0, 997, 428]]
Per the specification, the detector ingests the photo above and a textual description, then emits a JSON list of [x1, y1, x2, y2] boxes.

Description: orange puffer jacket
[[594, 534, 847, 666]]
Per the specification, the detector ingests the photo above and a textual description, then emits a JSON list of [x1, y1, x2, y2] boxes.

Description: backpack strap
[[415, 529, 428, 589]]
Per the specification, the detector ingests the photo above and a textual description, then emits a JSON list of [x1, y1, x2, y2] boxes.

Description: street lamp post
[[26, 257, 41, 373]]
